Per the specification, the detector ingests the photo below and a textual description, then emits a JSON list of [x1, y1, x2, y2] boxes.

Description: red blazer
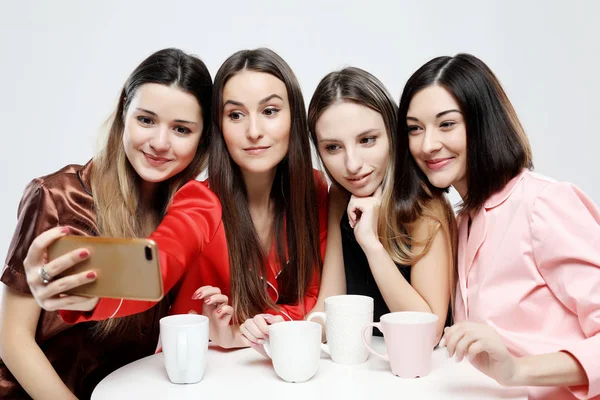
[[60, 170, 328, 323]]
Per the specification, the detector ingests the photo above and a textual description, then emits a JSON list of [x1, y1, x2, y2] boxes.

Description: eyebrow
[[436, 109, 462, 118], [135, 108, 198, 125], [223, 94, 284, 108], [406, 109, 462, 122], [318, 128, 380, 143]]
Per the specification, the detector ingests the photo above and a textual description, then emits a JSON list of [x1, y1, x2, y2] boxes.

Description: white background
[[1, 0, 599, 273]]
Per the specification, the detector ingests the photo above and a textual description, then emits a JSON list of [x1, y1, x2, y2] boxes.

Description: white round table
[[92, 338, 528, 399]]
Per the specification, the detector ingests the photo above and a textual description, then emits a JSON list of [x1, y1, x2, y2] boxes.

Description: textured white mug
[[307, 295, 374, 364]]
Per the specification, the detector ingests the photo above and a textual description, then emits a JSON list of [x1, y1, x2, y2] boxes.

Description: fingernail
[[216, 308, 222, 314], [204, 298, 210, 304], [191, 294, 199, 300], [61, 227, 70, 234], [79, 250, 89, 258], [86, 271, 96, 279]]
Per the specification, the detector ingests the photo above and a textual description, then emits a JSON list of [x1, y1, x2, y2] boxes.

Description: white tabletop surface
[[92, 337, 528, 400]]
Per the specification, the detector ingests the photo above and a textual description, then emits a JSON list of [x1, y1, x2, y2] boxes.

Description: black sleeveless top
[[340, 209, 452, 336]]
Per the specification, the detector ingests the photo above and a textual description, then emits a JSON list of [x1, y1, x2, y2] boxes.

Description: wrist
[[231, 326, 252, 348], [505, 356, 529, 387], [360, 239, 385, 255]]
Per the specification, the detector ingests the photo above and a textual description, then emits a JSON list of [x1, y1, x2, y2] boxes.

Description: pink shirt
[[455, 170, 600, 400]]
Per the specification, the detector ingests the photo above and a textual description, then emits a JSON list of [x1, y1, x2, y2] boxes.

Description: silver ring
[[39, 265, 52, 285]]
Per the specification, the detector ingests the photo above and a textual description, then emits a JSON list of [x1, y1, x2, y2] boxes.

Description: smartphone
[[47, 236, 164, 301]]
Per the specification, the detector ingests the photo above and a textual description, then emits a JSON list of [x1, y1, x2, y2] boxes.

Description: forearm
[[364, 244, 432, 313], [312, 227, 346, 313], [314, 262, 345, 310], [312, 281, 344, 314], [510, 351, 588, 388], [1, 336, 77, 400]]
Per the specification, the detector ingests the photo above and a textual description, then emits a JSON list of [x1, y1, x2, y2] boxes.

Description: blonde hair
[[379, 185, 457, 312]]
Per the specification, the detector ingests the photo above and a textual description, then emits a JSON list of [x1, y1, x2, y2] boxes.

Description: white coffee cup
[[307, 295, 374, 364], [159, 314, 209, 384], [261, 320, 322, 383]]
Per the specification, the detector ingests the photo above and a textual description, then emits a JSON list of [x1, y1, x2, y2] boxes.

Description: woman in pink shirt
[[398, 53, 600, 399]]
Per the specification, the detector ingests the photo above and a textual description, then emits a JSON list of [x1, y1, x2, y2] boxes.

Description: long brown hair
[[207, 48, 321, 323], [397, 53, 533, 216], [92, 48, 212, 336]]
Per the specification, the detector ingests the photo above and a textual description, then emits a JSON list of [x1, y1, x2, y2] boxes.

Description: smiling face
[[315, 101, 390, 196], [122, 83, 203, 186], [406, 85, 468, 197], [220, 70, 291, 177]]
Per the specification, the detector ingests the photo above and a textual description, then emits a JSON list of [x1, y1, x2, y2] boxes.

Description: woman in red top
[[173, 48, 328, 347], [26, 48, 328, 350], [0, 48, 216, 399]]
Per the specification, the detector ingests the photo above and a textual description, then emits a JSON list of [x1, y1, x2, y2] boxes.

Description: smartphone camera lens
[[144, 246, 153, 261]]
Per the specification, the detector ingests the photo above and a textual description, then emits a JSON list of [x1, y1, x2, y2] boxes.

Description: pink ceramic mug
[[362, 311, 438, 378]]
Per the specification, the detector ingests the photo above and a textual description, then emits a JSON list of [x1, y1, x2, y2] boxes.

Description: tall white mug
[[307, 295, 374, 364], [260, 320, 322, 383], [159, 314, 209, 384]]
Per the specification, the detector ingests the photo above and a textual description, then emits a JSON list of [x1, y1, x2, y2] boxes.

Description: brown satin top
[[0, 161, 171, 400]]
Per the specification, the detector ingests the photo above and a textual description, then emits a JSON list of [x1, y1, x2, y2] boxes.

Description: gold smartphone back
[[48, 236, 164, 301]]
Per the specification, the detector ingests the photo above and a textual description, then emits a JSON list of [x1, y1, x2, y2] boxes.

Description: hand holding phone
[[23, 227, 100, 312], [47, 235, 164, 301]]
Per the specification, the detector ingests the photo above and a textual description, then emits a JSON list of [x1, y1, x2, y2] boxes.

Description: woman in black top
[[307, 67, 456, 340]]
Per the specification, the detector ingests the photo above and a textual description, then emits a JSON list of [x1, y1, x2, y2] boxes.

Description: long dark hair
[[207, 48, 321, 322], [397, 53, 533, 215], [92, 48, 212, 336]]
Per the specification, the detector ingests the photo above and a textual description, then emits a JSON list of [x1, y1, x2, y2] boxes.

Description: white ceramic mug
[[307, 295, 374, 364], [260, 320, 322, 383], [159, 314, 209, 384]]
